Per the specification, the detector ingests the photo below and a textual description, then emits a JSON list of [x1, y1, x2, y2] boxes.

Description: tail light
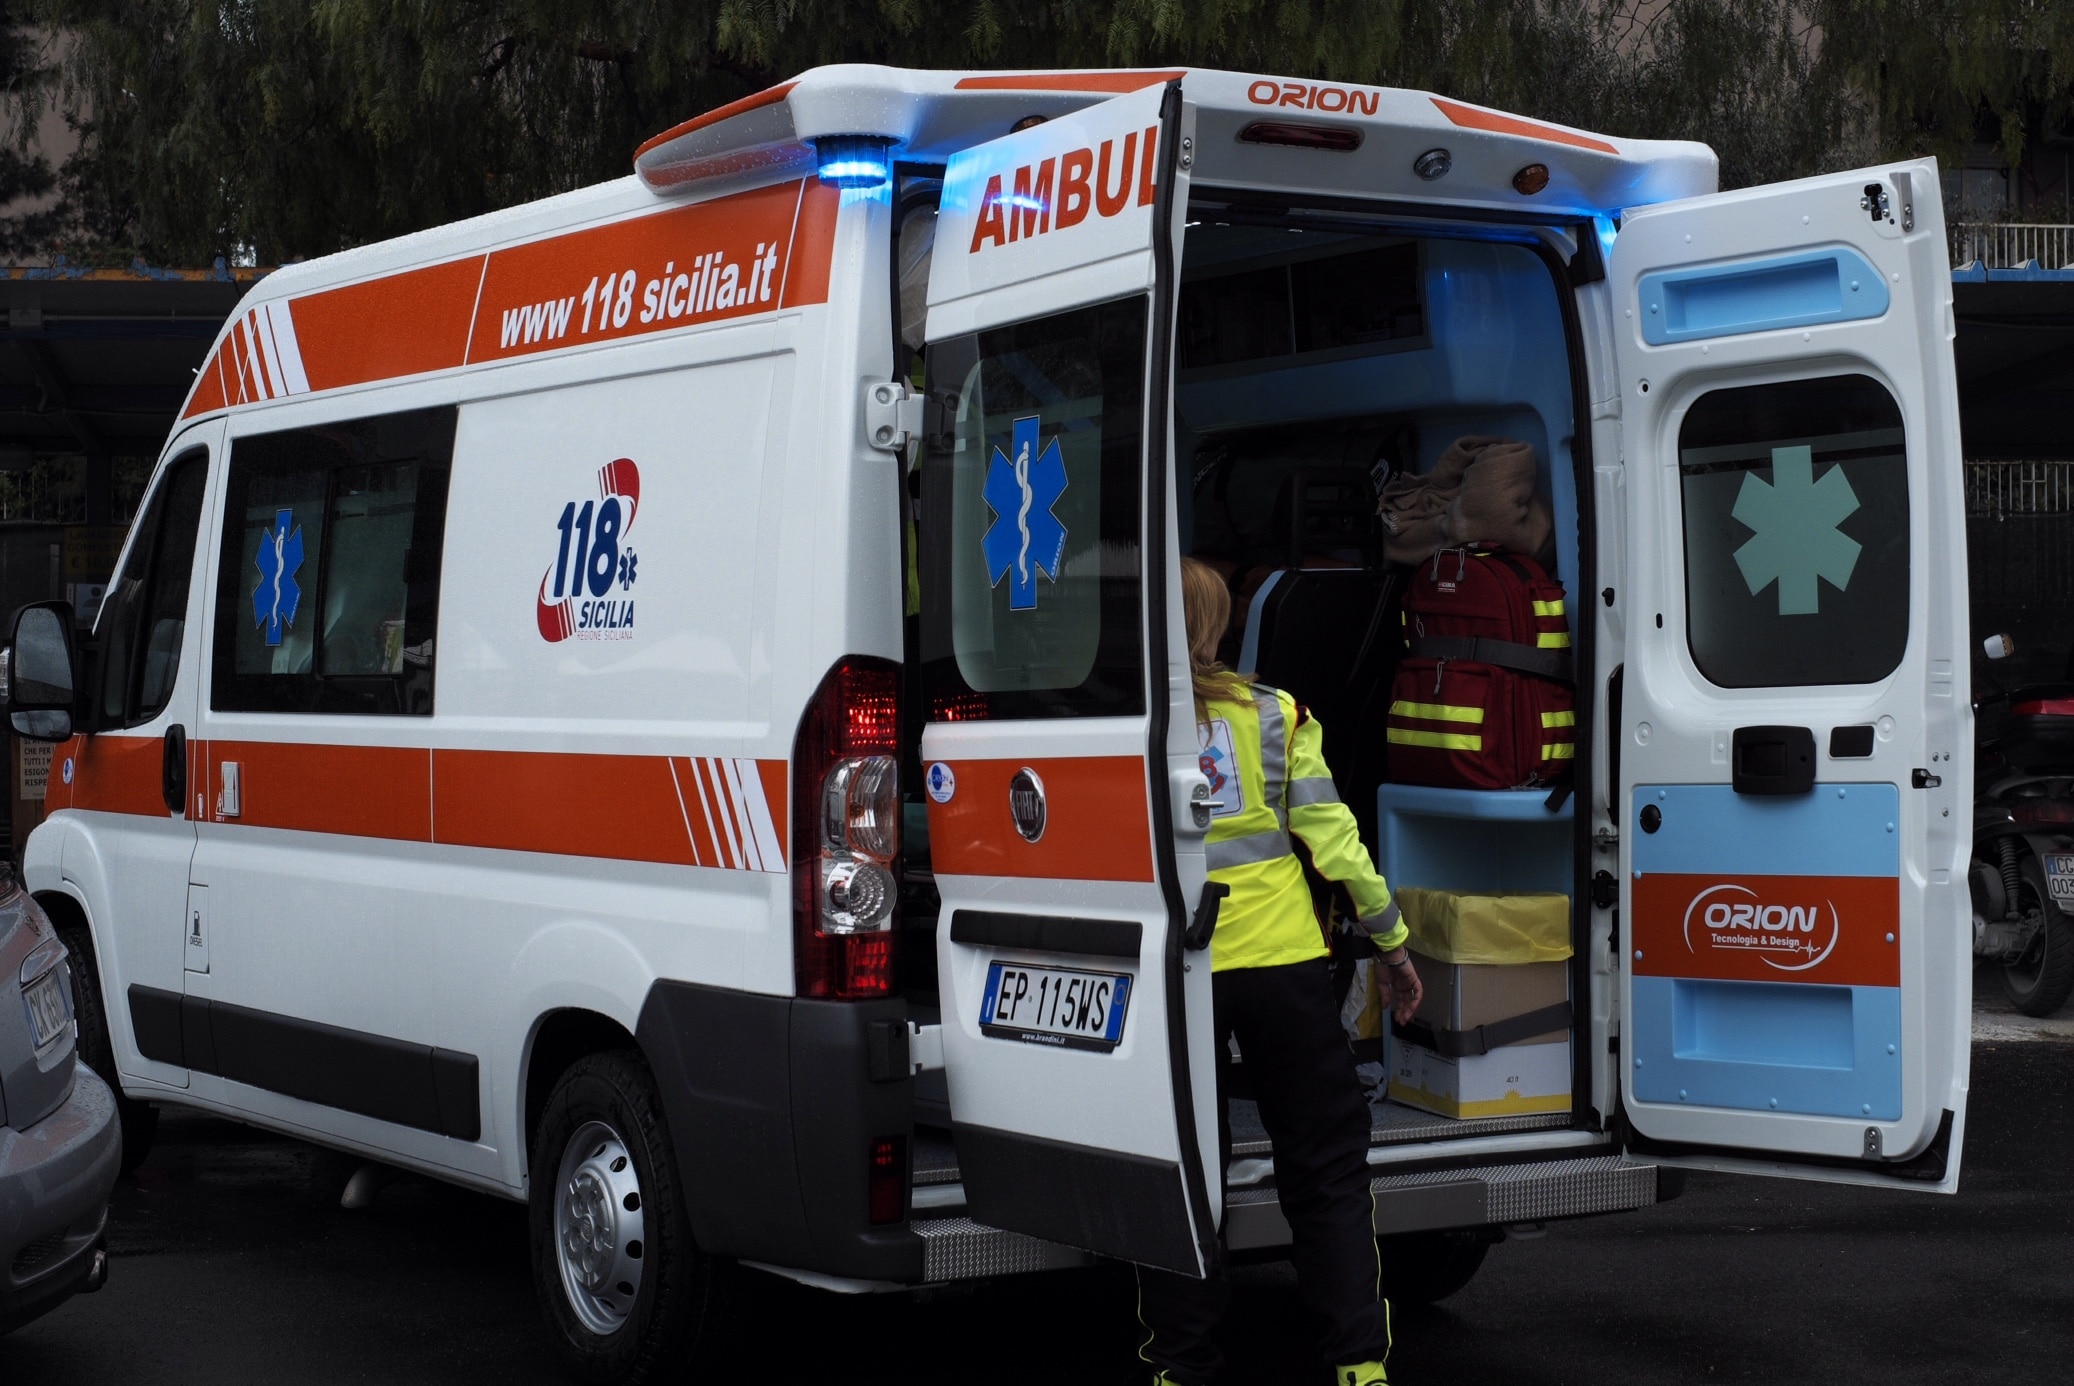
[[2011, 799, 2074, 826], [793, 657, 901, 998], [867, 1135, 907, 1224]]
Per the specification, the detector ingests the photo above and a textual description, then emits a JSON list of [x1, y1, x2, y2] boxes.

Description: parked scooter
[[1971, 633, 2074, 1016]]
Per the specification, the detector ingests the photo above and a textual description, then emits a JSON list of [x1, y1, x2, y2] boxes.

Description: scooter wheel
[[2003, 856, 2074, 1018]]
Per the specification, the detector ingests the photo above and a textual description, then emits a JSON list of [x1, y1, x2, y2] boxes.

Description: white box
[[1389, 1035, 1571, 1119]]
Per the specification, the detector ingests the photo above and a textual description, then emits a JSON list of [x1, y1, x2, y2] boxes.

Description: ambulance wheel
[[2002, 857, 2074, 1018], [1376, 1228, 1491, 1304], [530, 1050, 714, 1384], [56, 922, 158, 1175]]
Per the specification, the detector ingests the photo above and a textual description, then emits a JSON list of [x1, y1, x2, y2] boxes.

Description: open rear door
[[1609, 159, 1970, 1190], [918, 81, 1222, 1272]]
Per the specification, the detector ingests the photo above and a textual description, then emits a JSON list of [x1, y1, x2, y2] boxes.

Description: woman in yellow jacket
[[1139, 559, 1424, 1386]]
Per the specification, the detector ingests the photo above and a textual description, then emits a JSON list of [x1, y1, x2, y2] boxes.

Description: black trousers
[[1137, 958, 1391, 1383]]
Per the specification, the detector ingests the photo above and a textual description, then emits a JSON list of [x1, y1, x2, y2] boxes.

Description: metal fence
[[1964, 459, 2074, 518], [1966, 462, 2074, 681], [1948, 222, 2074, 269]]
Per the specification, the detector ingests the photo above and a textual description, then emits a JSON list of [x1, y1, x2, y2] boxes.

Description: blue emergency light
[[815, 135, 894, 190]]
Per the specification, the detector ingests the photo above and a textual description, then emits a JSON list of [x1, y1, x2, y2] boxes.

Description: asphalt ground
[[4, 970, 2069, 1386]]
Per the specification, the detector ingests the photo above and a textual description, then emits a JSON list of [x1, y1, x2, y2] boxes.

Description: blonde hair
[[1181, 557, 1249, 714]]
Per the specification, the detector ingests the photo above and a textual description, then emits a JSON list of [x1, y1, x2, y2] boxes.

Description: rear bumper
[[637, 981, 921, 1282], [0, 1062, 119, 1332], [909, 1149, 1665, 1283]]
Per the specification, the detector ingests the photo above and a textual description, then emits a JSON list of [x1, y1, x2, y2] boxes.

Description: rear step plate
[[912, 1153, 1661, 1280]]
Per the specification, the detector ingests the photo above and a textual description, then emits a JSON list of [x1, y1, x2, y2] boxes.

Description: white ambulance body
[[9, 64, 1970, 1373]]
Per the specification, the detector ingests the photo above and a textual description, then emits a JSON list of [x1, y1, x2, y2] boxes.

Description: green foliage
[[1814, 1, 2074, 172], [0, 2, 59, 255], [8, 1, 2074, 265]]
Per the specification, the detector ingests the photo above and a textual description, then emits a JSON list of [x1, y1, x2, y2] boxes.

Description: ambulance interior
[[900, 195, 1589, 1172]]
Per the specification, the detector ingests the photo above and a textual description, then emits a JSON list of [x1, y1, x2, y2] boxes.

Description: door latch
[[1860, 182, 1891, 225], [1911, 768, 1942, 789], [866, 1019, 944, 1080], [907, 1022, 944, 1074], [1173, 769, 1217, 835], [863, 380, 924, 453]]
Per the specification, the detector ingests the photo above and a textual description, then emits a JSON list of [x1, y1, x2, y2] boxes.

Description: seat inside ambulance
[[1174, 220, 1584, 1146], [895, 194, 1587, 1153]]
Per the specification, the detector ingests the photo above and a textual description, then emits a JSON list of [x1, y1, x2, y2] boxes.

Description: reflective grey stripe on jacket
[[1287, 776, 1340, 806], [1252, 684, 1287, 826], [1354, 900, 1402, 938], [1206, 829, 1294, 871], [1205, 685, 1304, 874]]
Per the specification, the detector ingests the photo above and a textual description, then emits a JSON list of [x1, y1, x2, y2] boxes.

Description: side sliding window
[[211, 406, 456, 715], [94, 450, 209, 729]]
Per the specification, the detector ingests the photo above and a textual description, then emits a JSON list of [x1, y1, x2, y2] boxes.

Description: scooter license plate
[[2045, 854, 2074, 907], [979, 961, 1130, 1053]]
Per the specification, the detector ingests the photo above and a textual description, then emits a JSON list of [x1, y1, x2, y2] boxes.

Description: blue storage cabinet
[[1374, 783, 1573, 895]]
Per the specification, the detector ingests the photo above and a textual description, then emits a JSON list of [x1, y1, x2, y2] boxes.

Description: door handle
[[1185, 881, 1229, 951], [1731, 725, 1814, 795], [162, 723, 186, 816]]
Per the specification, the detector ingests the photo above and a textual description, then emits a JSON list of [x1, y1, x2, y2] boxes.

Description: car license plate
[[2046, 854, 2074, 907], [23, 968, 69, 1050], [980, 961, 1130, 1053]]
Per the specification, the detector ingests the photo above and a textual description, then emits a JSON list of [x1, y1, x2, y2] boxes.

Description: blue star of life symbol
[[252, 507, 304, 647], [980, 414, 1068, 611]]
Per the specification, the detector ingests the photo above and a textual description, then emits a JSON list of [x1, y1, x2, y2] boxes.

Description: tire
[[1376, 1229, 1492, 1304], [530, 1050, 714, 1385], [2003, 855, 2074, 1018], [56, 923, 158, 1175]]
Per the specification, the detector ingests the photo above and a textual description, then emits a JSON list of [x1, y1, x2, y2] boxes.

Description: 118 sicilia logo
[[538, 459, 641, 642]]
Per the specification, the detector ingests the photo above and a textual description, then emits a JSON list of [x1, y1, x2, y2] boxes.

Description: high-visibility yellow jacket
[[1197, 680, 1405, 972]]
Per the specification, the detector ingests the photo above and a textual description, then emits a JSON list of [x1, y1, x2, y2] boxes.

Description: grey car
[[0, 870, 117, 1334]]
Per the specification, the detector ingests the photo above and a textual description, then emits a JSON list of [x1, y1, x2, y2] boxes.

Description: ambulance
[[1, 64, 1971, 1379]]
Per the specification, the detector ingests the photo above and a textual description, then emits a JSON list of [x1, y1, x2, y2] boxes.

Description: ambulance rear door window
[[212, 406, 455, 715], [1677, 374, 1908, 688], [919, 296, 1147, 719]]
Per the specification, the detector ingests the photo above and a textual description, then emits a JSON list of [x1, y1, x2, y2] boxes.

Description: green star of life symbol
[[1730, 444, 1861, 616]]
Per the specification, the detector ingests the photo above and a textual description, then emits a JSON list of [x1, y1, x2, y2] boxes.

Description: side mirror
[[5, 601, 78, 742]]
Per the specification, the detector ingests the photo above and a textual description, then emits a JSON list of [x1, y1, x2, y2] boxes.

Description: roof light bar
[[814, 134, 894, 190]]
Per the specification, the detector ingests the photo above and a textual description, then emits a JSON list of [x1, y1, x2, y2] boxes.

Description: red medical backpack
[[1386, 547, 1576, 790]]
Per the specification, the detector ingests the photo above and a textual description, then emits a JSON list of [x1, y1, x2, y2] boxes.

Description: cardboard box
[[1388, 952, 1572, 1118]]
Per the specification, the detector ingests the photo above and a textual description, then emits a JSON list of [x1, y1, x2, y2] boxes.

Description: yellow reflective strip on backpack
[[1541, 742, 1577, 759], [1390, 728, 1484, 751], [1536, 632, 1572, 648], [1532, 599, 1565, 616], [1389, 700, 1484, 724], [1541, 710, 1576, 728]]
